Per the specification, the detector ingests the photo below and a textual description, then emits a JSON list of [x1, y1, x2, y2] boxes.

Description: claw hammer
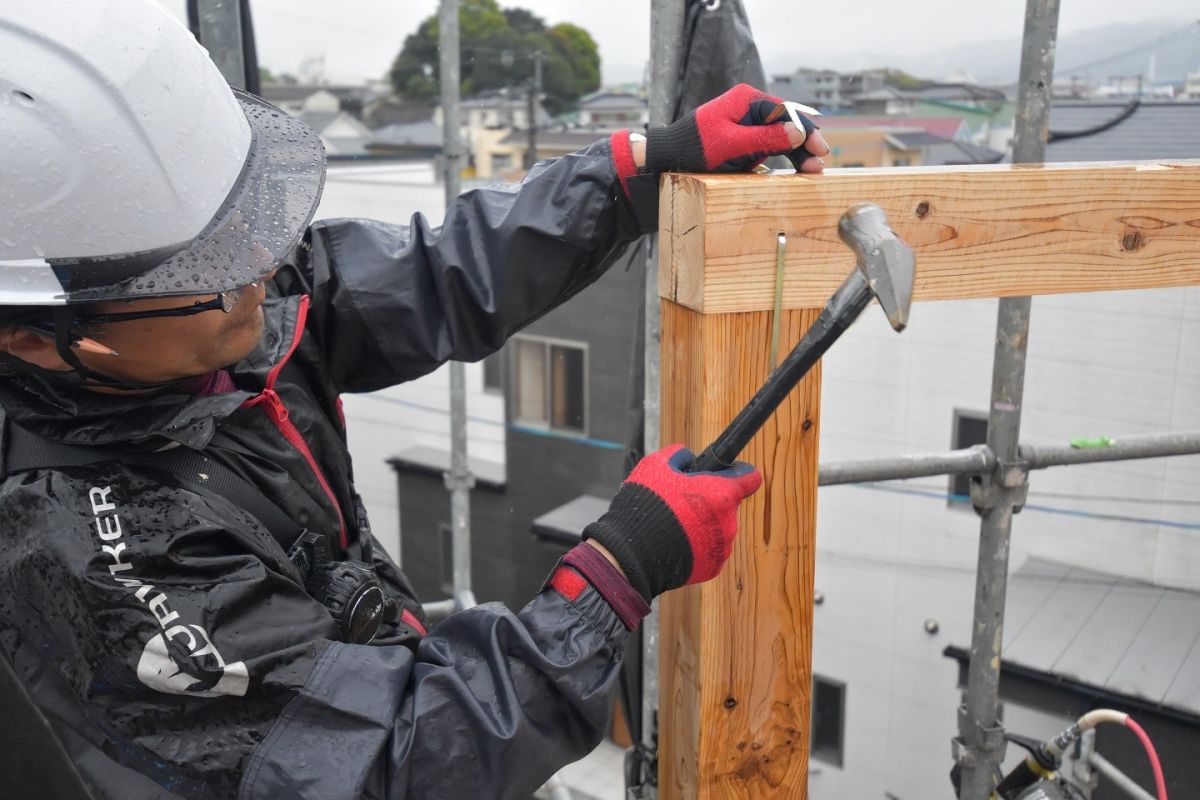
[[692, 203, 916, 472]]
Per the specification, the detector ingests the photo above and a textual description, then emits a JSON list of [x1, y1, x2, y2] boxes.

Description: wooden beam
[[659, 160, 1200, 314], [659, 301, 820, 799], [655, 158, 1200, 798]]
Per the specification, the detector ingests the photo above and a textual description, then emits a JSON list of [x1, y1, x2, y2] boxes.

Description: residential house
[[389, 245, 641, 611], [767, 68, 844, 109], [886, 131, 1004, 165], [577, 91, 648, 129], [430, 90, 552, 178], [1185, 71, 1200, 99], [364, 121, 444, 160], [262, 84, 374, 157], [813, 117, 974, 168], [260, 82, 381, 120]]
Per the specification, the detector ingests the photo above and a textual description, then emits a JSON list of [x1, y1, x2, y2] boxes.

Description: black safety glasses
[[71, 290, 239, 325]]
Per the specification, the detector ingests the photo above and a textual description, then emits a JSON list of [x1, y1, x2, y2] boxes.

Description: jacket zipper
[[243, 295, 349, 549]]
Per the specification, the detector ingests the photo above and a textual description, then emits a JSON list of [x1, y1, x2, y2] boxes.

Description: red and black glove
[[583, 444, 762, 602], [645, 83, 821, 174]]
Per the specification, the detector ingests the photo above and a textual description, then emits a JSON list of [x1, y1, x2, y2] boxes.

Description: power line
[[1055, 19, 1200, 76], [852, 482, 1200, 531], [898, 481, 1200, 508]]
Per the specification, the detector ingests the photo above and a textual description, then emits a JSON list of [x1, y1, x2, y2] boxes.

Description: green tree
[[389, 2, 600, 114]]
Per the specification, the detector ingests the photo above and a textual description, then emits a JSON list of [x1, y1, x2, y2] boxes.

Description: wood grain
[[659, 301, 820, 799], [659, 160, 1200, 313]]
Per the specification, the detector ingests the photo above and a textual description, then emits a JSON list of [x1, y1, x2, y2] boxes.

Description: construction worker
[[0, 2, 829, 798]]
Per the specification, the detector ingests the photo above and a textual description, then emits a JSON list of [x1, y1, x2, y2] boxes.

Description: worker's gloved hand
[[645, 83, 829, 174], [583, 444, 762, 602]]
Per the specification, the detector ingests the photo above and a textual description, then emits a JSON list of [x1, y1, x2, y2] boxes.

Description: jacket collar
[[0, 295, 303, 449]]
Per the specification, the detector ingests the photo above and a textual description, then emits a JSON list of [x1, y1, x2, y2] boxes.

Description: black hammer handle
[[692, 268, 873, 473]]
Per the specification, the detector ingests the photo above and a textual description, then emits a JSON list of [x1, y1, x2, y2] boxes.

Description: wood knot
[[724, 697, 738, 709], [1122, 230, 1145, 252], [915, 201, 931, 218], [802, 419, 814, 432]]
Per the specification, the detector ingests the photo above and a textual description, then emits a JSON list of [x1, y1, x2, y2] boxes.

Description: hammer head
[[837, 203, 915, 332]]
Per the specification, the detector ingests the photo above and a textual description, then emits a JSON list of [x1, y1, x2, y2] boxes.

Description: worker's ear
[[0, 327, 71, 371]]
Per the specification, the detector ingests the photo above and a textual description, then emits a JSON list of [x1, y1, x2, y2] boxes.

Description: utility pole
[[525, 50, 543, 170], [439, 0, 476, 612]]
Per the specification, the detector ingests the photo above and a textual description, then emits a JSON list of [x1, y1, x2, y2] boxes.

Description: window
[[439, 523, 454, 594], [811, 675, 846, 767], [491, 152, 514, 172], [482, 350, 504, 394], [512, 336, 587, 434], [950, 409, 989, 505], [892, 157, 912, 167]]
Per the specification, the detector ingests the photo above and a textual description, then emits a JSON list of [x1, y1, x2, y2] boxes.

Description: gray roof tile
[[1043, 101, 1200, 162], [998, 558, 1200, 717]]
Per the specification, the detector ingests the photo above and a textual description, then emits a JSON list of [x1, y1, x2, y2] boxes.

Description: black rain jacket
[[0, 141, 651, 800]]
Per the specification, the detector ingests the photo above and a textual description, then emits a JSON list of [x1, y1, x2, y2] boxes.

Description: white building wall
[[312, 161, 506, 561], [808, 287, 1200, 797]]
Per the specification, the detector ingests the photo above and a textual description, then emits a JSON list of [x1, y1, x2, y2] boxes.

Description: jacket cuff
[[609, 130, 658, 235], [609, 129, 638, 196], [548, 543, 650, 630]]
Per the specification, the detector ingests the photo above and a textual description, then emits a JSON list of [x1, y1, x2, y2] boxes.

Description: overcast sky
[[164, 1, 1197, 85]]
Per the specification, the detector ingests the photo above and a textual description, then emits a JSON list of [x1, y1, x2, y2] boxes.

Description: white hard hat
[[0, 0, 325, 306]]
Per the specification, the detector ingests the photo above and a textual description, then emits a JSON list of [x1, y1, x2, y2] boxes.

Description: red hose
[[1124, 717, 1168, 800]]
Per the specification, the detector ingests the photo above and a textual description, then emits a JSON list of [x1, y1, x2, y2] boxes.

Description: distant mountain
[[763, 18, 1200, 86]]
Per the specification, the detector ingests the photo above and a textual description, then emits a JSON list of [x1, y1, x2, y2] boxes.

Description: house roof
[[903, 83, 1007, 103], [1042, 101, 1200, 162], [888, 131, 946, 148], [818, 116, 968, 140], [889, 132, 1005, 164], [580, 92, 646, 110], [765, 78, 821, 108], [952, 558, 1200, 720], [387, 445, 506, 489], [530, 495, 611, 546], [369, 120, 444, 148], [261, 84, 377, 104], [296, 110, 341, 134], [461, 92, 527, 109], [497, 130, 607, 149], [324, 137, 369, 158]]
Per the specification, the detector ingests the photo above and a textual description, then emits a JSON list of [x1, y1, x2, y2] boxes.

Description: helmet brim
[[41, 91, 326, 304]]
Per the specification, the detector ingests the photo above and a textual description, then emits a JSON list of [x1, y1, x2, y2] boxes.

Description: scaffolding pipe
[[638, 4, 686, 795], [817, 431, 1200, 486], [439, 0, 477, 613], [1089, 753, 1158, 800], [819, 446, 994, 486], [1022, 431, 1200, 467], [957, 2, 1060, 797]]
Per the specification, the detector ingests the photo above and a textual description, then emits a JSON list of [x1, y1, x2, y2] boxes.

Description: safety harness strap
[[2, 419, 302, 553]]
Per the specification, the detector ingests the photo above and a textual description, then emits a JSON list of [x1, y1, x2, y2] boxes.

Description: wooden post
[[659, 302, 820, 798], [655, 160, 1200, 799]]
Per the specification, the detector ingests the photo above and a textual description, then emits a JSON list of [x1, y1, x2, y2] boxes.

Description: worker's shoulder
[[0, 459, 231, 537]]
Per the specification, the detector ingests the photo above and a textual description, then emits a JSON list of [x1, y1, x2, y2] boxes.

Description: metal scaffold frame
[[636, 1, 1199, 798]]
